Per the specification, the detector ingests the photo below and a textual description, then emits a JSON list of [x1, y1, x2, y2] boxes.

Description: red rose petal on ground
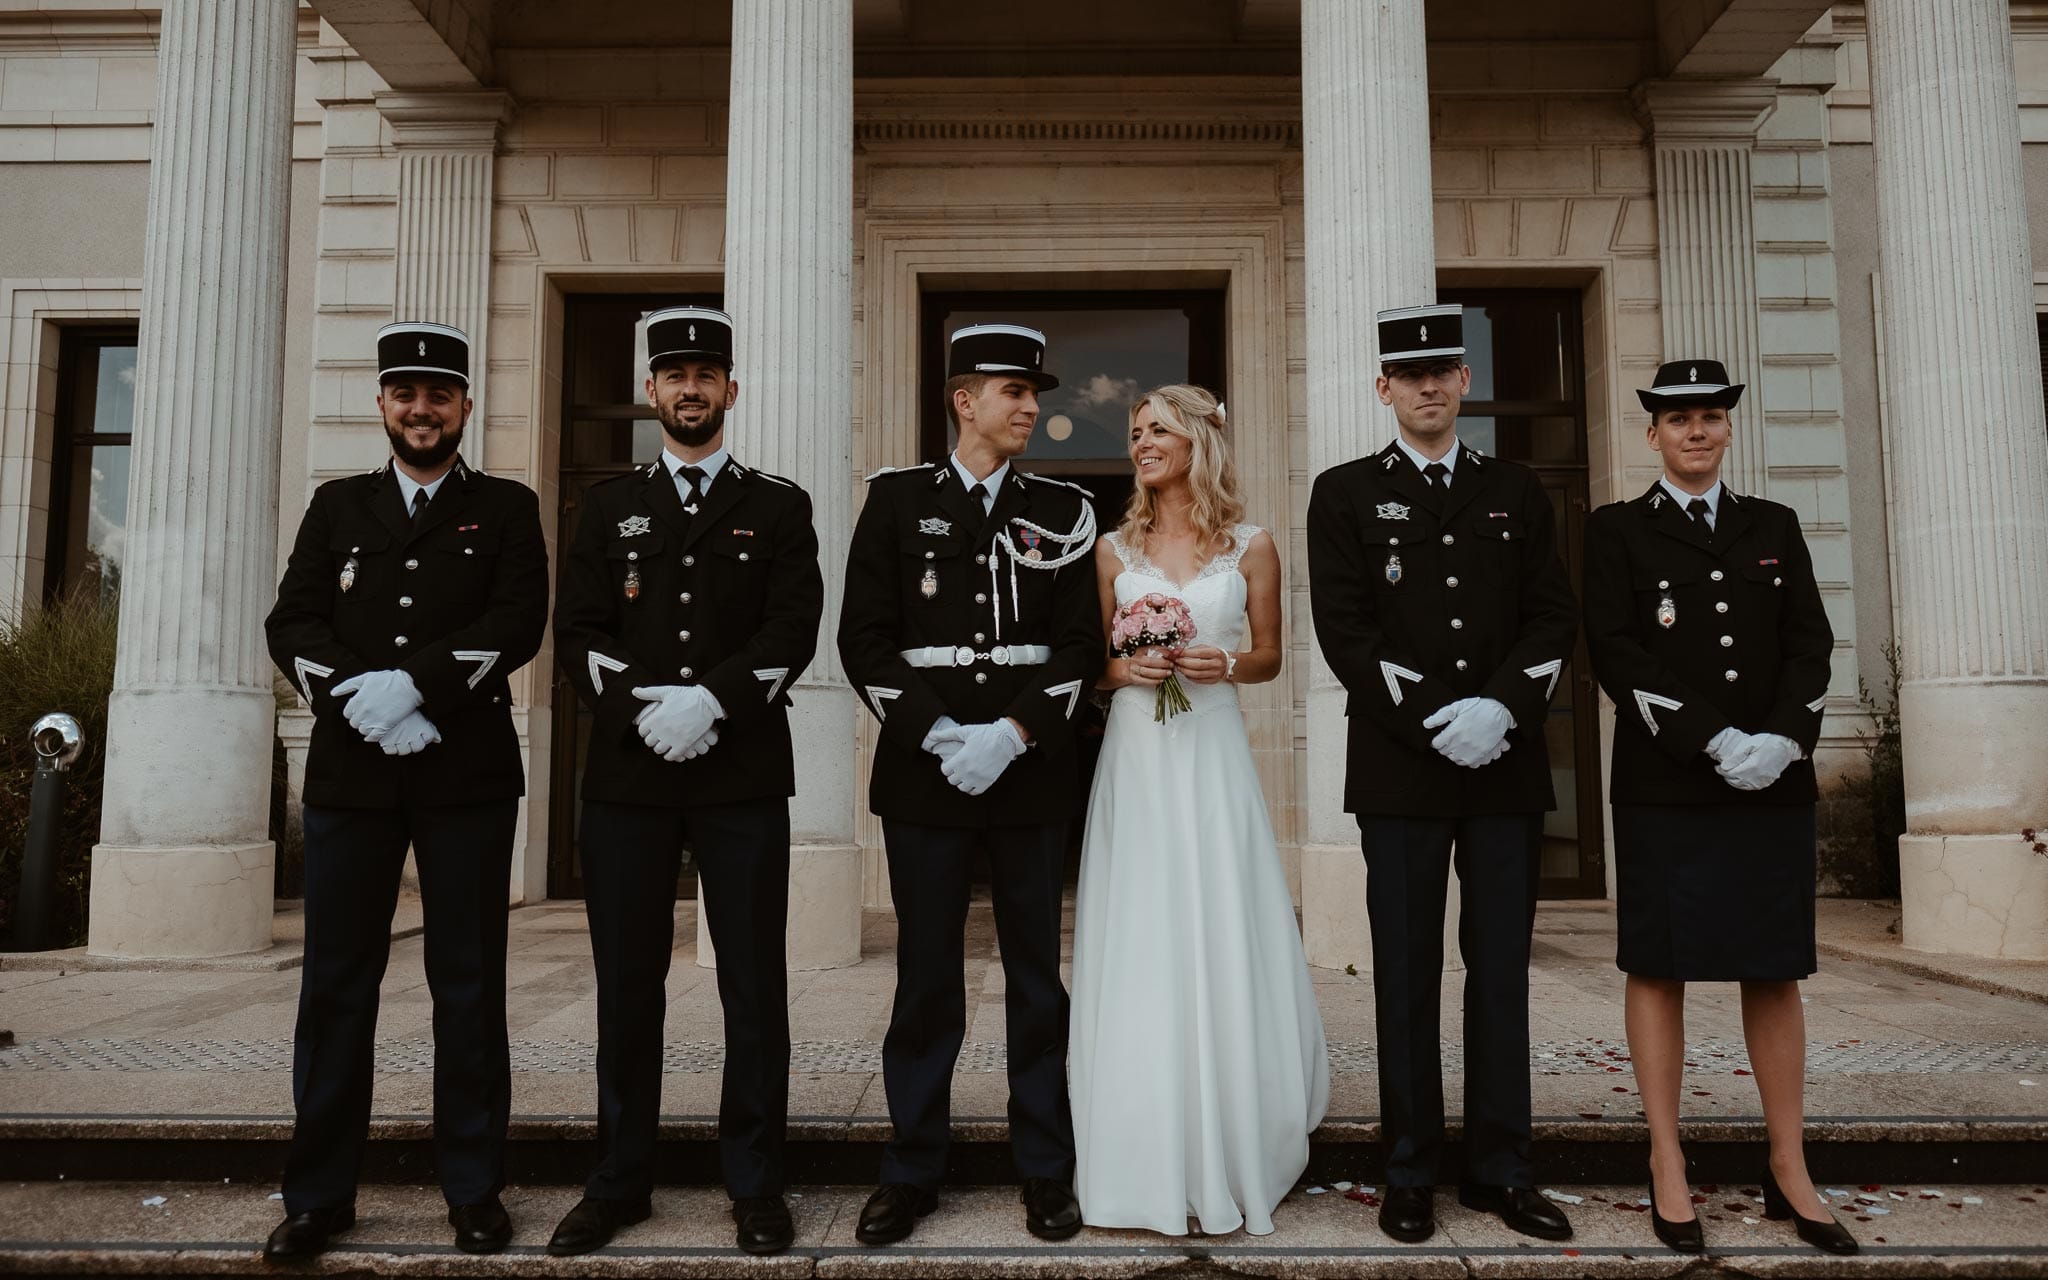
[[1612, 1086, 1630, 1093], [1579, 1112, 1602, 1120], [1564, 1249, 1581, 1257], [1733, 1068, 1753, 1076], [1692, 1090, 1712, 1097]]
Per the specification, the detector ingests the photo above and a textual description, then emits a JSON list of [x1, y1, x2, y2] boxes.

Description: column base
[[697, 841, 863, 972], [86, 841, 275, 959], [1300, 841, 1464, 973], [1899, 833, 2048, 960]]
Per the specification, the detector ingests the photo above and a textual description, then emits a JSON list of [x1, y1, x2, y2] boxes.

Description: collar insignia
[[617, 514, 653, 538], [1375, 501, 1411, 520], [918, 517, 953, 536], [1650, 491, 1666, 509]]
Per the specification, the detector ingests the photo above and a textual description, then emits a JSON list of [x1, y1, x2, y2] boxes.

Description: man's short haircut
[[944, 372, 991, 431]]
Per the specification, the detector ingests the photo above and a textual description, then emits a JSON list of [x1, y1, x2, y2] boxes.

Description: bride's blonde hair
[[1117, 383, 1244, 555]]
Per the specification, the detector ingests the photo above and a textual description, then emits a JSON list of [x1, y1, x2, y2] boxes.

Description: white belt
[[900, 644, 1051, 669]]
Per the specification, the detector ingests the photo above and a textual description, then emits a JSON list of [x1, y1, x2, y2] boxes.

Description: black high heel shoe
[[1761, 1167, 1860, 1255], [1648, 1171, 1704, 1254]]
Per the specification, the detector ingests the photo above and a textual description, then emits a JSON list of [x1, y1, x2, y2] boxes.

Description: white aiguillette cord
[[985, 501, 1098, 639]]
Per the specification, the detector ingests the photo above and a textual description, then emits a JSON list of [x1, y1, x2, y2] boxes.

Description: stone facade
[[0, 2, 2041, 963]]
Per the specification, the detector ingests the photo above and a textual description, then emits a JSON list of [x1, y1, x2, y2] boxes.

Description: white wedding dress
[[1069, 524, 1330, 1237]]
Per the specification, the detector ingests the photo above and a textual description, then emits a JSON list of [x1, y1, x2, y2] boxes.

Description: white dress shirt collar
[[950, 453, 1010, 510], [1659, 476, 1723, 526], [1394, 434, 1459, 481], [662, 445, 730, 493], [391, 461, 454, 513]]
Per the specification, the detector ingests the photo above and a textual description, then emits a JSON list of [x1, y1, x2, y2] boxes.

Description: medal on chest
[[338, 556, 358, 593], [1656, 593, 1676, 629], [623, 549, 642, 603], [1021, 528, 1043, 562], [920, 553, 939, 600], [1385, 552, 1403, 586]]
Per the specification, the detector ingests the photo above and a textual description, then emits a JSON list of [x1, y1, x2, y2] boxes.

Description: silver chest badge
[[338, 556, 358, 593], [617, 514, 652, 538], [1385, 553, 1403, 586], [1657, 594, 1677, 629], [918, 517, 952, 536], [1375, 502, 1411, 520]]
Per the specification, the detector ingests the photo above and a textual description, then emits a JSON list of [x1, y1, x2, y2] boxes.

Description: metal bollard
[[13, 713, 84, 951]]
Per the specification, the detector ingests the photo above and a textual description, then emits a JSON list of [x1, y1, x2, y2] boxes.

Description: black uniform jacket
[[267, 458, 550, 809], [553, 456, 822, 808], [1307, 440, 1579, 817], [838, 463, 1104, 828], [1582, 483, 1834, 806]]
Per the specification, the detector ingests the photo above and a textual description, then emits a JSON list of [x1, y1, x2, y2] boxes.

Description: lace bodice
[[1105, 524, 1262, 722]]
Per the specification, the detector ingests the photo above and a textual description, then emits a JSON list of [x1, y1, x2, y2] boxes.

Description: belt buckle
[[954, 645, 975, 667], [991, 648, 1011, 666]]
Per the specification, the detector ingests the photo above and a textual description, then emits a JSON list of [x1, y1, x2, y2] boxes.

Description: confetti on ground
[[1541, 1189, 1584, 1204], [267, 1193, 283, 1201], [1866, 1206, 1890, 1216], [141, 1196, 166, 1208], [1963, 1196, 1985, 1205], [1825, 1188, 1850, 1198], [1742, 1216, 1758, 1225], [1333, 1181, 1352, 1191], [1304, 1186, 1327, 1196]]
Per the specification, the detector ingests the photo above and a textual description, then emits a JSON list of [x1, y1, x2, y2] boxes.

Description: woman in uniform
[[1581, 359, 1856, 1257]]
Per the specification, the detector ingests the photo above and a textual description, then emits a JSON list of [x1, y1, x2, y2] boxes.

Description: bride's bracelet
[[1223, 650, 1238, 683]]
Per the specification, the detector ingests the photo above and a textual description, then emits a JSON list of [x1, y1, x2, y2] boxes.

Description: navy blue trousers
[[1358, 813, 1542, 1190], [878, 819, 1073, 1189], [578, 798, 791, 1201], [283, 800, 516, 1213]]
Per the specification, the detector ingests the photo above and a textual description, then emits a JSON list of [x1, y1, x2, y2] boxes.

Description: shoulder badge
[[864, 462, 936, 483], [1021, 472, 1093, 496]]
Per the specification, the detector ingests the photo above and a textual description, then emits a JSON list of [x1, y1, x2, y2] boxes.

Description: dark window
[[549, 292, 720, 900], [47, 329, 137, 602]]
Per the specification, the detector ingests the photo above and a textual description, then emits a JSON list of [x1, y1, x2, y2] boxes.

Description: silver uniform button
[[680, 592, 691, 603], [680, 666, 694, 678], [463, 547, 474, 556], [679, 630, 691, 641], [975, 554, 988, 566], [1442, 533, 1455, 546], [627, 550, 638, 561], [398, 596, 413, 607], [394, 635, 409, 648], [1388, 537, 1399, 546], [738, 552, 749, 562], [1715, 601, 1728, 613], [1450, 618, 1464, 630], [1446, 576, 1459, 588], [683, 554, 696, 567], [1455, 659, 1469, 671], [1720, 635, 1733, 647], [974, 671, 988, 685], [352, 545, 361, 554], [975, 592, 987, 604], [1773, 576, 1782, 586], [405, 559, 419, 571], [1724, 669, 1738, 682], [974, 632, 986, 644], [925, 550, 936, 560], [1658, 579, 1670, 590], [1710, 569, 1724, 581]]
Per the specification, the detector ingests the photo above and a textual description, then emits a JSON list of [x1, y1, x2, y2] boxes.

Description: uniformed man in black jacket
[[838, 323, 1102, 1246], [263, 322, 549, 1262], [548, 306, 823, 1258], [1306, 304, 1577, 1245]]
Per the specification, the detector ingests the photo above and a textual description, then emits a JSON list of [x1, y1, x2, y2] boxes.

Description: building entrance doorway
[[919, 288, 1229, 876], [547, 291, 720, 900], [1442, 287, 1606, 898]]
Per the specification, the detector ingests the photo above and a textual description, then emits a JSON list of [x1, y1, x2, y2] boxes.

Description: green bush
[[0, 590, 120, 947], [1857, 639, 1907, 877]]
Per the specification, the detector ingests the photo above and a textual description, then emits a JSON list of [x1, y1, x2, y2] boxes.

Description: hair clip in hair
[[1214, 401, 1227, 424]]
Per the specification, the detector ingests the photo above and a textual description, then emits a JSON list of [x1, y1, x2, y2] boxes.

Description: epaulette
[[1021, 472, 1092, 496], [739, 463, 798, 488], [865, 462, 935, 482]]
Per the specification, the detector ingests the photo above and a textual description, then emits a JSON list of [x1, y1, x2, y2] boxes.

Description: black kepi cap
[[647, 305, 735, 371], [377, 321, 469, 387], [1376, 303, 1465, 365], [1637, 359, 1745, 412], [947, 323, 1058, 391]]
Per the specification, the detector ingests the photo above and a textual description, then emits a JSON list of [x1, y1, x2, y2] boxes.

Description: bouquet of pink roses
[[1110, 592, 1198, 722]]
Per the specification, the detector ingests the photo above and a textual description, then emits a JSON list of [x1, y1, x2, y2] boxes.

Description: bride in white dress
[[1070, 384, 1329, 1237]]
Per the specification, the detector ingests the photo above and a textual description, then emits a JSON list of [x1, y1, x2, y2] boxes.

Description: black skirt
[[1613, 803, 1817, 982]]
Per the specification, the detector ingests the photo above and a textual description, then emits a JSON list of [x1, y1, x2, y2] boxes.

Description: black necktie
[[1687, 497, 1711, 528], [410, 487, 431, 528], [1423, 462, 1450, 489], [975, 481, 994, 515], [678, 465, 706, 515]]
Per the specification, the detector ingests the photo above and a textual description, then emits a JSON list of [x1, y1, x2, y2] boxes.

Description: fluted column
[[1297, 0, 1456, 971], [380, 90, 513, 440], [1870, 0, 2048, 959], [89, 0, 297, 957], [699, 0, 860, 971], [1635, 80, 1777, 498]]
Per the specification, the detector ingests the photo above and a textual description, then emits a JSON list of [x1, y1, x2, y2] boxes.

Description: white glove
[[922, 715, 967, 762], [631, 684, 725, 762], [1705, 726, 1749, 764], [1424, 697, 1515, 769], [333, 669, 424, 743], [1716, 732, 1801, 791], [677, 726, 720, 761], [379, 710, 442, 756], [934, 719, 1027, 796]]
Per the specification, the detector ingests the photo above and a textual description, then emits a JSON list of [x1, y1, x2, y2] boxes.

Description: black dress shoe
[[449, 1197, 512, 1255], [1762, 1168, 1859, 1255], [732, 1196, 795, 1255], [1378, 1186, 1435, 1243], [856, 1183, 938, 1246], [262, 1205, 355, 1262], [1020, 1178, 1082, 1241], [1648, 1172, 1704, 1254], [1458, 1184, 1573, 1241], [546, 1196, 652, 1257]]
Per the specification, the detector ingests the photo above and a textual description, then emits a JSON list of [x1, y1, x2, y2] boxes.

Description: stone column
[[1869, 0, 2048, 959], [1297, 0, 1458, 971], [89, 0, 298, 958], [699, 0, 861, 971], [1634, 79, 1778, 497]]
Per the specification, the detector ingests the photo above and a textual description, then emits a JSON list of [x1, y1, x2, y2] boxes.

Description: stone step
[[2, 1181, 2045, 1279], [5, 1112, 2044, 1187]]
